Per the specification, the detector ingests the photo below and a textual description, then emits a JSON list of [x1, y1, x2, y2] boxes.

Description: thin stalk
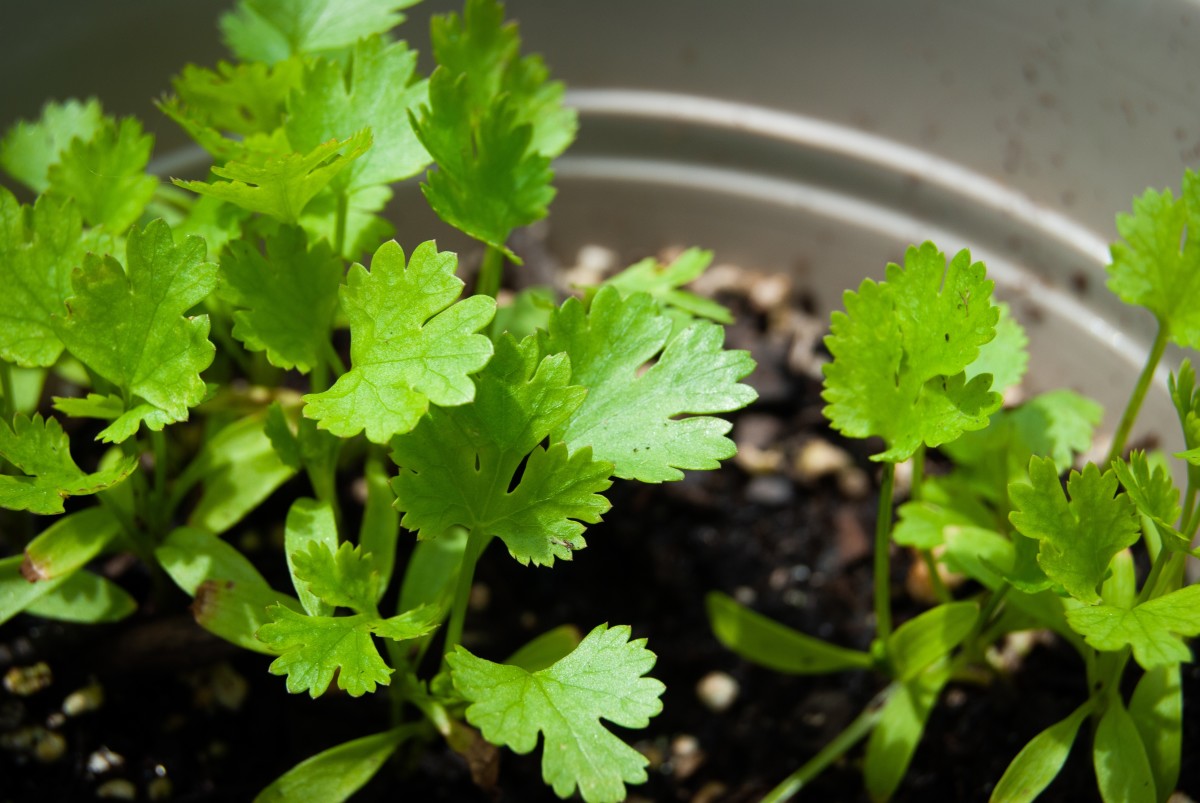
[[760, 683, 897, 803], [0, 360, 13, 422], [909, 445, 926, 502], [323, 339, 347, 378], [919, 549, 951, 604], [441, 527, 489, 669], [333, 190, 349, 258], [1179, 482, 1197, 544], [150, 429, 169, 536], [1136, 547, 1173, 605], [874, 462, 897, 640], [1106, 323, 1169, 465], [475, 246, 505, 299]]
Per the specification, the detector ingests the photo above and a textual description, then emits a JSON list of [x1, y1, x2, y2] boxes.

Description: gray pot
[[5, 0, 1196, 446]]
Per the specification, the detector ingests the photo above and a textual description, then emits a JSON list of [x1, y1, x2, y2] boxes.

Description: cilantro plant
[[0, 1, 757, 800], [709, 183, 1200, 802]]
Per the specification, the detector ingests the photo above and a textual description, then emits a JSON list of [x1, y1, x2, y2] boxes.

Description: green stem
[[333, 190, 349, 258], [1106, 322, 1169, 465], [441, 527, 489, 668], [323, 339, 346, 378], [874, 462, 897, 640], [760, 683, 897, 803], [920, 549, 951, 604], [475, 246, 505, 299], [150, 429, 169, 536], [910, 445, 925, 502], [0, 360, 13, 422], [1136, 546, 1172, 605]]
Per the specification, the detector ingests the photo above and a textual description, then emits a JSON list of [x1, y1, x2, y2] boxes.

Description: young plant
[[709, 173, 1200, 802], [0, 1, 757, 801]]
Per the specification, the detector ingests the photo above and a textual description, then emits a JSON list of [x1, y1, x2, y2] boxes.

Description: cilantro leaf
[[448, 624, 665, 803], [258, 604, 439, 697], [221, 0, 418, 64], [173, 130, 371, 223], [287, 36, 430, 194], [430, 0, 576, 159], [258, 608, 393, 698], [0, 413, 137, 514], [1066, 586, 1200, 669], [220, 225, 341, 373], [0, 98, 104, 193], [53, 219, 217, 431], [965, 302, 1028, 393], [822, 243, 1002, 462], [1009, 390, 1104, 473], [1107, 170, 1200, 348], [46, 116, 157, 233], [1009, 458, 1140, 604], [303, 240, 496, 444], [0, 190, 86, 367], [171, 59, 302, 138], [293, 541, 379, 615], [1114, 451, 1182, 526], [391, 335, 611, 567], [50, 393, 174, 444], [542, 287, 757, 482], [600, 248, 734, 326], [412, 68, 554, 261]]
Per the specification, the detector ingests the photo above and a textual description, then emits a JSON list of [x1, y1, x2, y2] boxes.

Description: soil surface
[[2, 257, 1198, 803]]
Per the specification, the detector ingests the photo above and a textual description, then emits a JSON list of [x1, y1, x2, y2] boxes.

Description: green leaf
[[430, 0, 576, 159], [52, 218, 217, 431], [1009, 390, 1104, 473], [21, 506, 121, 582], [46, 116, 157, 233], [601, 248, 733, 326], [0, 190, 87, 367], [965, 302, 1028, 392], [706, 591, 873, 674], [449, 623, 664, 803], [304, 240, 496, 444], [0, 414, 137, 514], [893, 475, 996, 549], [219, 224, 342, 373], [284, 499, 339, 617], [221, 0, 418, 63], [0, 556, 67, 626], [1113, 450, 1182, 525], [1130, 664, 1182, 799], [864, 662, 950, 803], [822, 243, 1002, 462], [391, 335, 612, 567], [293, 541, 380, 615], [1093, 698, 1156, 803], [542, 287, 757, 482], [254, 726, 418, 803], [287, 36, 430, 193], [23, 569, 136, 624], [0, 97, 104, 193], [177, 413, 297, 535], [990, 700, 1093, 803], [413, 68, 554, 261], [1009, 458, 1140, 604], [399, 526, 467, 615], [359, 456, 398, 602], [491, 285, 556, 341], [264, 401, 303, 470], [258, 608, 392, 697], [156, 527, 301, 654], [887, 601, 979, 681], [174, 130, 371, 222], [1107, 169, 1200, 348], [171, 59, 301, 138], [1065, 585, 1200, 669]]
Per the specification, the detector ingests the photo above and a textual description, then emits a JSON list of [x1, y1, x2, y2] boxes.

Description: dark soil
[[2, 272, 1198, 803]]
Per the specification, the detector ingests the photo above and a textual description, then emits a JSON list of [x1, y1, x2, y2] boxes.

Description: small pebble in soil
[[87, 746, 125, 775], [669, 734, 706, 780], [744, 475, 793, 506], [747, 272, 792, 313], [34, 729, 66, 763], [836, 465, 871, 500], [3, 662, 52, 696], [63, 680, 105, 717], [96, 778, 137, 800], [469, 582, 491, 612], [792, 438, 851, 484], [695, 671, 739, 713]]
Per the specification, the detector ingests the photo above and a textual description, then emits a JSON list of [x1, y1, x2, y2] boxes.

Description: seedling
[[0, 1, 757, 800], [709, 175, 1200, 801]]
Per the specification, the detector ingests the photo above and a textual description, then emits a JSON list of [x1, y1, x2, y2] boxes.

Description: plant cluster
[[0, 1, 757, 800], [709, 179, 1200, 801]]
